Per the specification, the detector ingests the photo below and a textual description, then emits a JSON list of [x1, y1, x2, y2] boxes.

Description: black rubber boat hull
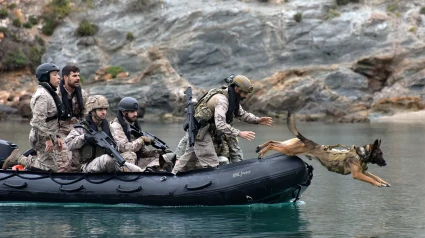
[[0, 140, 313, 206]]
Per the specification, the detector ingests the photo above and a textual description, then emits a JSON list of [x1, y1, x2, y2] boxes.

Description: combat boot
[[2, 149, 21, 170]]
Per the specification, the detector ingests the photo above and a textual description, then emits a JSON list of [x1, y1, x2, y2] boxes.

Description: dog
[[256, 112, 390, 187]]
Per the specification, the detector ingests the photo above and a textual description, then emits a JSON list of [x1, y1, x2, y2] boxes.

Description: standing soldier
[[2, 65, 88, 172], [56, 65, 88, 172], [65, 95, 142, 173], [110, 97, 175, 172], [8, 63, 65, 171], [172, 75, 273, 174]]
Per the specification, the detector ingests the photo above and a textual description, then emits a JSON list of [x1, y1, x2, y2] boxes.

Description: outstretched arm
[[257, 117, 273, 126]]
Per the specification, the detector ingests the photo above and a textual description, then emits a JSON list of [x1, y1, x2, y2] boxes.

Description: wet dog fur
[[256, 112, 390, 187]]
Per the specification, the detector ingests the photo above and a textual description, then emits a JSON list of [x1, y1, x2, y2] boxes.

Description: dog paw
[[257, 155, 263, 160], [255, 146, 261, 153], [384, 183, 391, 187]]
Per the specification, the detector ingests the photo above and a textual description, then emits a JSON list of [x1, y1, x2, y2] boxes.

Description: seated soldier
[[65, 95, 142, 173], [110, 97, 175, 172]]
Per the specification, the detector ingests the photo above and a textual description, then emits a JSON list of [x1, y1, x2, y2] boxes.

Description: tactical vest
[[194, 88, 228, 125], [80, 144, 106, 164], [78, 119, 111, 164], [322, 146, 368, 174]]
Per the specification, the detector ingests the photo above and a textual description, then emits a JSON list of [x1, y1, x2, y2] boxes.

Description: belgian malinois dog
[[256, 112, 390, 187]]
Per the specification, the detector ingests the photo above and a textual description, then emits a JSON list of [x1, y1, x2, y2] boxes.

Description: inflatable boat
[[0, 139, 313, 206]]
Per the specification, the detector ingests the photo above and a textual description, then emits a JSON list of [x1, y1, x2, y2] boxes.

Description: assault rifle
[[183, 87, 197, 147], [129, 125, 169, 151], [74, 122, 126, 167]]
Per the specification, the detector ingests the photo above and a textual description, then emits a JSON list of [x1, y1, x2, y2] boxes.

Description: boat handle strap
[[116, 185, 142, 193], [185, 181, 212, 191], [59, 185, 85, 192], [3, 181, 27, 189]]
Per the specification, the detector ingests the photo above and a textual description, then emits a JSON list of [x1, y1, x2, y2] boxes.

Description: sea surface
[[0, 119, 424, 237]]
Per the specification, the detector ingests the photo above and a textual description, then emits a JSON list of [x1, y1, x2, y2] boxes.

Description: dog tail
[[287, 111, 313, 144]]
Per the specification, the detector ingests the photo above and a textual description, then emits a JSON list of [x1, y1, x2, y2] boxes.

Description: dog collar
[[358, 147, 371, 162]]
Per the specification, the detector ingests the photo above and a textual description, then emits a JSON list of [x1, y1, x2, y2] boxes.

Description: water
[[0, 119, 425, 237]]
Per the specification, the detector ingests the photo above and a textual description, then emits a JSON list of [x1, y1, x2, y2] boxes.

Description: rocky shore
[[0, 0, 424, 123]]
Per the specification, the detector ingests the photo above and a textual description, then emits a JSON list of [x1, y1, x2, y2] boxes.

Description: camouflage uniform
[[174, 133, 189, 160], [65, 125, 142, 173], [55, 88, 88, 172], [175, 133, 230, 165], [28, 85, 61, 171], [226, 136, 242, 163], [172, 88, 259, 174], [110, 118, 162, 171]]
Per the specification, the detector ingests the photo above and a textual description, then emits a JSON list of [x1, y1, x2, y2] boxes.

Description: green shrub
[[324, 9, 340, 20], [42, 19, 58, 36], [23, 22, 33, 28], [420, 7, 425, 15], [46, 0, 71, 20], [7, 3, 17, 9], [28, 46, 46, 68], [29, 16, 38, 25], [408, 26, 417, 33], [387, 3, 397, 12], [0, 27, 7, 33], [106, 66, 125, 78], [35, 35, 45, 46], [0, 8, 8, 19], [41, 0, 71, 36], [127, 0, 158, 11], [336, 0, 359, 5], [126, 32, 135, 41], [12, 18, 21, 27], [4, 50, 28, 70], [82, 0, 95, 8], [75, 20, 98, 37], [293, 13, 302, 22]]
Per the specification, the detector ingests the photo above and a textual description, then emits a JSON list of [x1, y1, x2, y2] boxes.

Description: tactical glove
[[84, 134, 96, 145], [140, 136, 152, 144]]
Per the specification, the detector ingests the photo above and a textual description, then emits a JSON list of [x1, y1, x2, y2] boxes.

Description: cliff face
[[0, 0, 424, 122]]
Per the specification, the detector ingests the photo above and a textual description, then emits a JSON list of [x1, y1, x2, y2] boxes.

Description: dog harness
[[320, 145, 368, 174]]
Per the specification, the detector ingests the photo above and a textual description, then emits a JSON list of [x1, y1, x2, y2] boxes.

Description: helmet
[[85, 95, 109, 112], [231, 75, 253, 93], [36, 63, 60, 82], [118, 97, 139, 111]]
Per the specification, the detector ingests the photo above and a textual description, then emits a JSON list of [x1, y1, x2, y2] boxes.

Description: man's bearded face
[[124, 110, 137, 123]]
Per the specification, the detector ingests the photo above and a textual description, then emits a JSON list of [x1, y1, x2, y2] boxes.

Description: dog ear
[[378, 139, 381, 147], [372, 139, 379, 150]]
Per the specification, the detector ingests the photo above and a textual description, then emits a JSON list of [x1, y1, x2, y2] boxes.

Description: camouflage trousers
[[82, 154, 142, 173], [55, 132, 81, 172], [226, 136, 243, 163], [28, 129, 59, 172], [174, 134, 189, 160], [174, 133, 242, 164], [136, 150, 160, 171], [171, 131, 218, 174]]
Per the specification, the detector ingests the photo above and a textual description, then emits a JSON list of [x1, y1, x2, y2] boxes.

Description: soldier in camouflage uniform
[[110, 97, 175, 172], [22, 63, 64, 171], [174, 133, 230, 165], [65, 95, 142, 173], [56, 65, 88, 172], [172, 75, 273, 174], [2, 65, 88, 172]]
